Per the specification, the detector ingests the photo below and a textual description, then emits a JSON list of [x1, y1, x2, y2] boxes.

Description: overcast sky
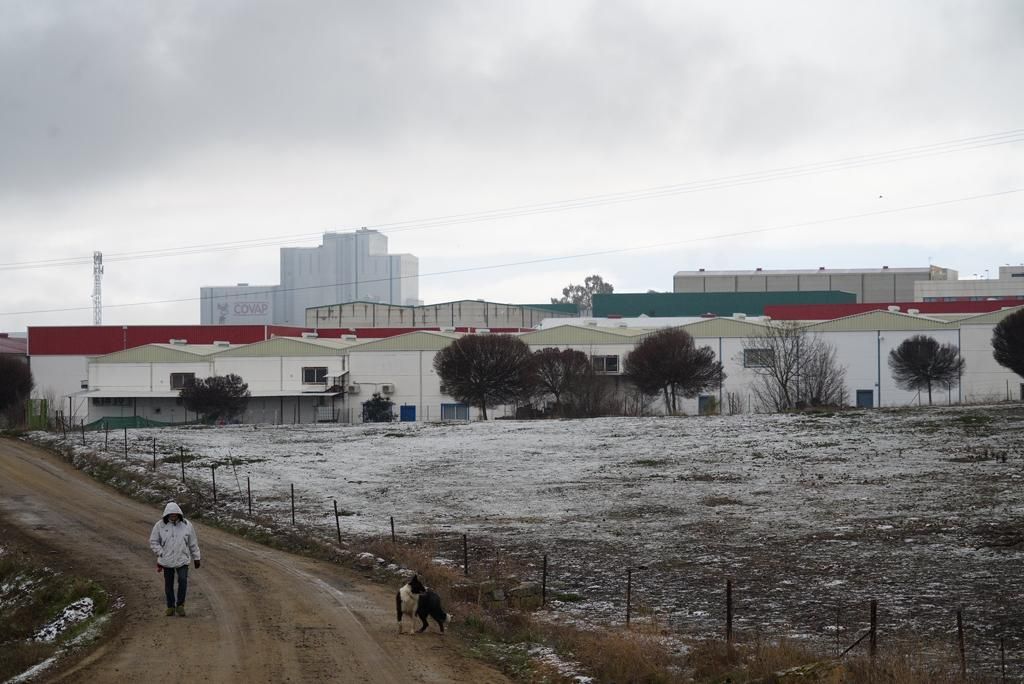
[[1, 0, 1022, 330]]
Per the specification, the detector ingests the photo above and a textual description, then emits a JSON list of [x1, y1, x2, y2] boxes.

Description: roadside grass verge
[[0, 536, 112, 682]]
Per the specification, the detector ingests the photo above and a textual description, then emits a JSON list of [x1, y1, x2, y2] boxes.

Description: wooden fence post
[[152, 438, 157, 470], [81, 420, 86, 445], [291, 484, 295, 526], [869, 600, 877, 659], [542, 554, 547, 606], [104, 424, 109, 449], [211, 466, 217, 505], [462, 534, 469, 576], [626, 568, 633, 627], [726, 579, 733, 645], [247, 477, 252, 516], [1000, 637, 1006, 683], [957, 607, 966, 681], [333, 499, 342, 546], [390, 516, 395, 543]]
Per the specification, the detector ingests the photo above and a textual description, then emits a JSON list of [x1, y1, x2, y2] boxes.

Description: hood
[[162, 502, 185, 522]]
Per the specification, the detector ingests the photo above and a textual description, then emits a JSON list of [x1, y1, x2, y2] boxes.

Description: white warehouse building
[[80, 307, 1024, 425]]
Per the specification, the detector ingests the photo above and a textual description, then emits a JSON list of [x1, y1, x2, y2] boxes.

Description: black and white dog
[[396, 574, 452, 634]]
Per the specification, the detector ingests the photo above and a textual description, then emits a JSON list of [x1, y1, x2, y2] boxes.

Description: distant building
[[306, 299, 577, 329], [673, 265, 957, 303], [916, 265, 1024, 302], [200, 229, 419, 325], [591, 290, 855, 318]]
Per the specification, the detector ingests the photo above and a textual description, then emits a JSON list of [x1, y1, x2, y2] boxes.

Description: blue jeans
[[163, 565, 189, 607]]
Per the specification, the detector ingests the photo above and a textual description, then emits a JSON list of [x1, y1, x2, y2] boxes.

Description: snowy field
[[44, 404, 1024, 674]]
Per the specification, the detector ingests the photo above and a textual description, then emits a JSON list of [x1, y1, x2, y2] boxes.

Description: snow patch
[[33, 598, 94, 642]]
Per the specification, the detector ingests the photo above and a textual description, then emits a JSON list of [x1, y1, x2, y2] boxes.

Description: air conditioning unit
[[381, 383, 395, 394], [346, 384, 361, 394]]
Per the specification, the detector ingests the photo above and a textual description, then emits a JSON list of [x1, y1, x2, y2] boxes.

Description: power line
[[1, 127, 1022, 272], [4, 186, 1021, 318]]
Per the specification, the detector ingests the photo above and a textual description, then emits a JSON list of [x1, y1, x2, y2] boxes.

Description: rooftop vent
[[476, 328, 490, 334], [439, 326, 456, 332], [733, 313, 746, 320], [887, 305, 900, 312], [168, 339, 188, 345], [907, 308, 920, 315], [301, 332, 318, 338], [341, 334, 357, 341], [213, 340, 230, 347]]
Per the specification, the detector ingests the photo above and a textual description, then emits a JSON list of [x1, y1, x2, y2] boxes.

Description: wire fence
[[48, 425, 1024, 681]]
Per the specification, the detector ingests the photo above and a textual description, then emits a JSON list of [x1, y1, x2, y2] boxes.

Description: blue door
[[400, 405, 416, 422], [856, 390, 874, 408]]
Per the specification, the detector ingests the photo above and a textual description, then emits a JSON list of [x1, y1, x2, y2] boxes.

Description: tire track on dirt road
[[0, 438, 510, 683]]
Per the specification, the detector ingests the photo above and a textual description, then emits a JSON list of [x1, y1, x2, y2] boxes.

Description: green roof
[[94, 344, 216, 364], [524, 302, 579, 314], [346, 330, 461, 352], [801, 310, 955, 332], [519, 325, 645, 346], [951, 305, 1024, 326], [214, 337, 355, 357], [592, 291, 856, 317]]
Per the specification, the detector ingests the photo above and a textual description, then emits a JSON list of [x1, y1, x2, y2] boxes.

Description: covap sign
[[233, 302, 270, 315]]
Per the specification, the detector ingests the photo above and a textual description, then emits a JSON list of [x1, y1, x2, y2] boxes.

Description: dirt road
[[0, 439, 511, 683]]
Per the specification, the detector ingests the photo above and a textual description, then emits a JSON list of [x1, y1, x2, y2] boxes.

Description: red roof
[[27, 325, 531, 355], [764, 301, 1017, 321]]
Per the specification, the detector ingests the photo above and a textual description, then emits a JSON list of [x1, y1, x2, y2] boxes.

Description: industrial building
[[63, 305, 1024, 426], [915, 265, 1024, 302], [199, 229, 420, 326], [305, 299, 576, 329], [591, 291, 855, 318], [673, 265, 957, 303]]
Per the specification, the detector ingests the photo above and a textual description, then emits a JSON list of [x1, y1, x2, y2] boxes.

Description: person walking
[[149, 502, 201, 616]]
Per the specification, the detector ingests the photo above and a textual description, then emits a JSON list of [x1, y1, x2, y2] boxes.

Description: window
[[170, 373, 195, 390], [91, 397, 128, 406], [302, 366, 328, 384], [441, 403, 469, 421], [743, 348, 773, 368], [592, 355, 619, 373]]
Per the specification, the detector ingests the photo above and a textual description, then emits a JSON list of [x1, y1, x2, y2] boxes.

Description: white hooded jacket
[[149, 502, 201, 569]]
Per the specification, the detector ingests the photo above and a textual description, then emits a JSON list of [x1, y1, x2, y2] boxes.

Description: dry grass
[[683, 638, 984, 683]]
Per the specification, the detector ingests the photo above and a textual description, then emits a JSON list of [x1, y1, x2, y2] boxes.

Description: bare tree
[[433, 334, 535, 420], [992, 308, 1024, 380], [530, 348, 592, 417], [888, 335, 965, 405], [742, 322, 847, 412], [623, 328, 725, 415]]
